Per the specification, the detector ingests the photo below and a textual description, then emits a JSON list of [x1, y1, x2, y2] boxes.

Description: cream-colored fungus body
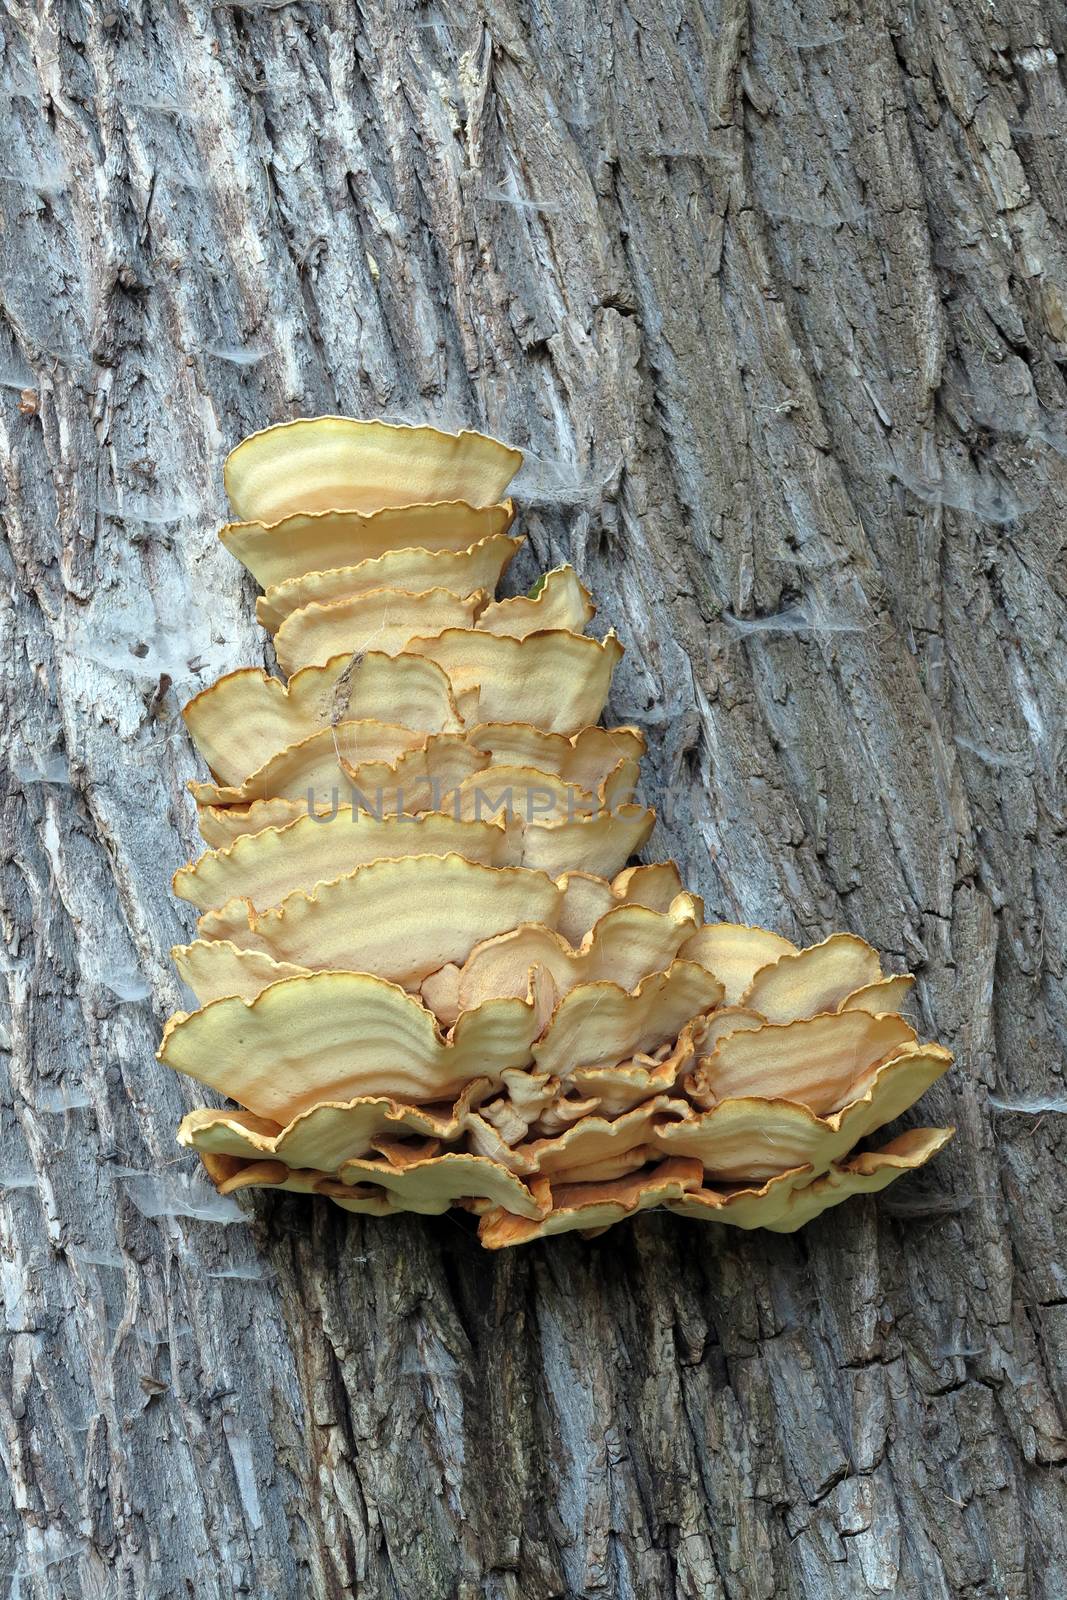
[[165, 418, 954, 1244]]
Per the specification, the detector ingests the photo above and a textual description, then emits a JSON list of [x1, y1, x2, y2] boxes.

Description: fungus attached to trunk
[[162, 416, 954, 1245]]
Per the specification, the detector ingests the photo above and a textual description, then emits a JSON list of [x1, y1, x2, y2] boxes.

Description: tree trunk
[[2, 0, 1065, 1595]]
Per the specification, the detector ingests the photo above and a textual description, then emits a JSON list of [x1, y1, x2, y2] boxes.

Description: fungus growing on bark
[[162, 417, 954, 1245]]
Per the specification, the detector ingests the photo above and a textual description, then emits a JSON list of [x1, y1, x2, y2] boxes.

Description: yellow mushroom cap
[[221, 500, 516, 590], [256, 534, 523, 632], [224, 417, 523, 523]]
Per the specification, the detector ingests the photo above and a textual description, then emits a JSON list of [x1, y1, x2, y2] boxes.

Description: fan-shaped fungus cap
[[221, 500, 516, 589], [273, 585, 483, 676], [224, 417, 523, 523], [182, 650, 464, 787], [256, 534, 522, 632], [172, 809, 514, 913], [159, 970, 546, 1118]]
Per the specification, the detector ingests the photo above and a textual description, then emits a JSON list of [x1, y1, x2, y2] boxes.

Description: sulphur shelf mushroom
[[164, 417, 954, 1245]]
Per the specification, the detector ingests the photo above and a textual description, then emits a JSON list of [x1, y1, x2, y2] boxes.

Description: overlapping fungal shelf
[[162, 417, 954, 1247]]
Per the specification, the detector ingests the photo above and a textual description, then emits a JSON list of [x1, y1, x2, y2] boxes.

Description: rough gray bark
[[1, 0, 1065, 1595]]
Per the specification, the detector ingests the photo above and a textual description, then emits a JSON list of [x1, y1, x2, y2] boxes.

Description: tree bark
[[2, 0, 1065, 1596]]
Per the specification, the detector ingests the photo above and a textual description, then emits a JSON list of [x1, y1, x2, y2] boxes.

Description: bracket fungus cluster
[[163, 417, 954, 1247]]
